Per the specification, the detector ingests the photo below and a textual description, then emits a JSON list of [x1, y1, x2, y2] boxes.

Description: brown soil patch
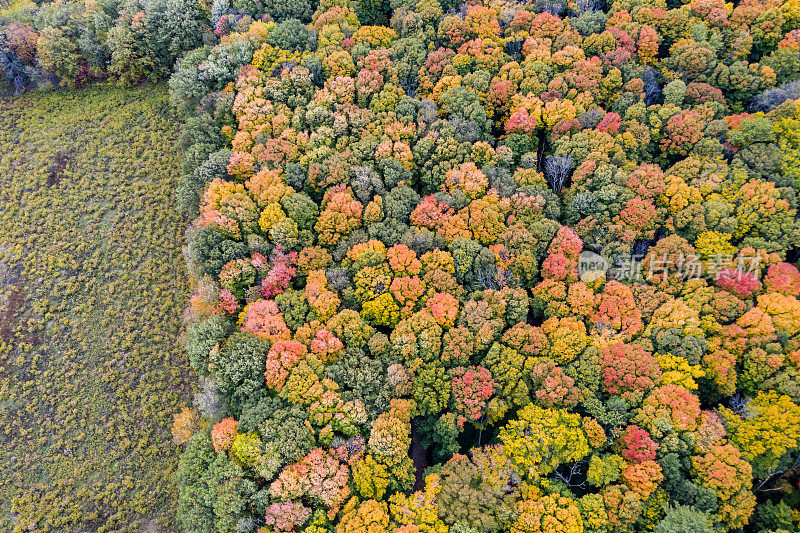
[[0, 288, 23, 342], [46, 149, 74, 187]]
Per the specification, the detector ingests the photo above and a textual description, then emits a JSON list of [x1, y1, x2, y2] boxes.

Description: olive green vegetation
[[0, 85, 192, 532]]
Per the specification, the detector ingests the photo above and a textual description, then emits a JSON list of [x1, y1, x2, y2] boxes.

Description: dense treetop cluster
[[7, 0, 800, 529], [166, 0, 800, 529], [0, 0, 213, 90]]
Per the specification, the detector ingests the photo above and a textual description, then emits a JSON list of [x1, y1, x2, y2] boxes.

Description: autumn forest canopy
[[4, 0, 800, 530]]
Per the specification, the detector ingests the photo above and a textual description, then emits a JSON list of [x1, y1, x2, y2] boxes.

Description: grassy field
[[0, 85, 193, 532]]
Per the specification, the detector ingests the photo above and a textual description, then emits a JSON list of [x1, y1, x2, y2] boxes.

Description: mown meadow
[[0, 85, 193, 532]]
